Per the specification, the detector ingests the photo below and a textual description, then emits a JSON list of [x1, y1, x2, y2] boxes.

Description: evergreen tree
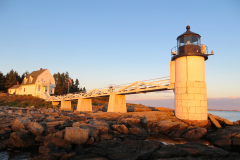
[[0, 72, 6, 91], [4, 70, 21, 89], [83, 87, 86, 92], [75, 79, 80, 92], [20, 71, 29, 83], [54, 72, 65, 95], [69, 79, 74, 93], [53, 72, 84, 95]]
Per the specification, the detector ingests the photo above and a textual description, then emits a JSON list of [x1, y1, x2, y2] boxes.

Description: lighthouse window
[[184, 36, 191, 45], [192, 36, 198, 45], [179, 37, 184, 46]]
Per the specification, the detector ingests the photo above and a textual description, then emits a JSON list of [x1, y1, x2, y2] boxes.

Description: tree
[[4, 69, 21, 89], [83, 87, 86, 92], [74, 79, 80, 92], [20, 71, 29, 83], [54, 72, 65, 95], [0, 72, 6, 91], [53, 72, 85, 95]]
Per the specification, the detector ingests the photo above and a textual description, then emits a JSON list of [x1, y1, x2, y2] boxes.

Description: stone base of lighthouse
[[174, 56, 208, 121], [175, 81, 207, 120]]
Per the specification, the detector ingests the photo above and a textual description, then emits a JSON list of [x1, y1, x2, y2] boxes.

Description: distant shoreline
[[208, 109, 240, 112]]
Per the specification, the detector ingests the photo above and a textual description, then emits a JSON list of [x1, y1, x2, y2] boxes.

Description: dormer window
[[24, 77, 28, 84], [29, 76, 33, 83]]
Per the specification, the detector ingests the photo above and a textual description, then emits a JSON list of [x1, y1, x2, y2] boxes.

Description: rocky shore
[[0, 105, 240, 160]]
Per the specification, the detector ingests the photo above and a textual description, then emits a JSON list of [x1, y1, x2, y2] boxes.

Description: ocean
[[208, 110, 240, 122]]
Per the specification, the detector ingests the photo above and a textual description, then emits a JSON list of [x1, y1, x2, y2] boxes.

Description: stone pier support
[[107, 93, 126, 113], [52, 101, 59, 106], [76, 98, 92, 112], [60, 100, 72, 111]]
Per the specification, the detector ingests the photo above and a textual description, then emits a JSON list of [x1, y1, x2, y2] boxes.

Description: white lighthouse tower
[[170, 26, 213, 121]]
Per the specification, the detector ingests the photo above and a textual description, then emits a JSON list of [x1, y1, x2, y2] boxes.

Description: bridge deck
[[48, 76, 173, 101]]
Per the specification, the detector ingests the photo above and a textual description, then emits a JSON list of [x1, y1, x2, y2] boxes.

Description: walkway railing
[[47, 76, 172, 101]]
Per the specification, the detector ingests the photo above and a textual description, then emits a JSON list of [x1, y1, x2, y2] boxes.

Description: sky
[[0, 0, 240, 110]]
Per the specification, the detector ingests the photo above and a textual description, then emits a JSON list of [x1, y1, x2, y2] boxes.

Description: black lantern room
[[171, 26, 212, 61]]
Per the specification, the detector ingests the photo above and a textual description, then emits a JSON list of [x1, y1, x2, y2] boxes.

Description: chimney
[[17, 82, 19, 85], [40, 68, 42, 70]]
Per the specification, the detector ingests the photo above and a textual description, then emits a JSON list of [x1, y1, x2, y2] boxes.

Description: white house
[[8, 68, 56, 99]]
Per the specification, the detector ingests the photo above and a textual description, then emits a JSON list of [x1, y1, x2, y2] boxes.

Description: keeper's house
[[8, 68, 56, 99]]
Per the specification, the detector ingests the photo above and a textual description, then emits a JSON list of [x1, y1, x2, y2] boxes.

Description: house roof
[[9, 85, 21, 89], [21, 69, 47, 86]]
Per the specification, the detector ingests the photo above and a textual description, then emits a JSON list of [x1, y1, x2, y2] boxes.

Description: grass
[[0, 94, 52, 108], [0, 93, 151, 109]]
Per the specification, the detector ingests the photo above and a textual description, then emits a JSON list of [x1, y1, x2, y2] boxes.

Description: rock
[[86, 139, 163, 160], [206, 126, 240, 141], [69, 154, 107, 160], [91, 130, 100, 142], [32, 155, 57, 160], [45, 127, 58, 135], [140, 116, 147, 129], [150, 142, 229, 159], [72, 122, 81, 127], [0, 112, 5, 115], [117, 115, 140, 127], [168, 129, 186, 138], [17, 110, 23, 115], [11, 117, 30, 132], [46, 121, 67, 127], [100, 134, 112, 141], [44, 131, 71, 150], [134, 107, 152, 112], [213, 139, 232, 148], [181, 127, 207, 139], [39, 146, 51, 155], [74, 146, 85, 155], [9, 130, 35, 148], [33, 114, 44, 118], [208, 114, 221, 128], [60, 152, 77, 160], [86, 136, 94, 145], [157, 119, 188, 133], [112, 124, 128, 134], [35, 136, 44, 142], [181, 119, 209, 127], [214, 115, 234, 126], [46, 116, 55, 122], [128, 126, 147, 139], [64, 127, 90, 145], [28, 122, 44, 136], [0, 127, 11, 139], [127, 106, 135, 112], [0, 140, 9, 151], [233, 120, 240, 125]]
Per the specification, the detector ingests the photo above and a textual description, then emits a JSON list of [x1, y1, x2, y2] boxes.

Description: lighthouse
[[170, 26, 213, 120]]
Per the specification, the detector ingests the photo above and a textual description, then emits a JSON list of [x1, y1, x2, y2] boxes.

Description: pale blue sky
[[0, 0, 240, 109]]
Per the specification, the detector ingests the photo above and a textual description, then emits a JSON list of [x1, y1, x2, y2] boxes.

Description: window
[[184, 36, 192, 45], [38, 85, 40, 91], [192, 36, 198, 45], [29, 76, 33, 83], [24, 88, 25, 92], [24, 78, 28, 84], [179, 37, 184, 46]]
